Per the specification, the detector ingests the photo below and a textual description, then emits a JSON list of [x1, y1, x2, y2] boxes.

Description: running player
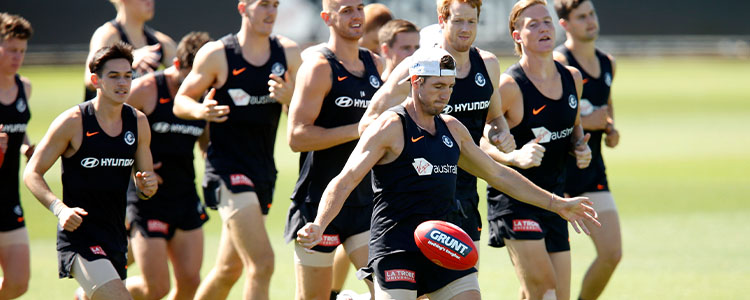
[[359, 3, 393, 54], [296, 47, 598, 300], [24, 42, 158, 300], [553, 1, 621, 299], [284, 0, 382, 299], [172, 1, 301, 299], [378, 19, 419, 81], [123, 32, 211, 300], [0, 12, 33, 299], [481, 1, 592, 299], [83, 0, 176, 100], [360, 0, 516, 260]]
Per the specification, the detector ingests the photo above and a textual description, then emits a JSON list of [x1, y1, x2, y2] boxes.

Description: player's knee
[[249, 253, 274, 279], [525, 275, 557, 298], [216, 262, 244, 284], [174, 272, 201, 290], [144, 279, 170, 300], [1, 277, 29, 298], [600, 247, 622, 267]]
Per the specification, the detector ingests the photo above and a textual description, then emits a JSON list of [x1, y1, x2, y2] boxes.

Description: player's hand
[[132, 44, 162, 75], [201, 88, 230, 123], [135, 171, 159, 198], [574, 133, 592, 169], [21, 143, 35, 161], [268, 72, 293, 106], [296, 223, 323, 250], [490, 130, 516, 154], [511, 133, 546, 169], [584, 105, 609, 130], [58, 206, 88, 232], [551, 195, 599, 235], [152, 161, 164, 185], [605, 127, 619, 148]]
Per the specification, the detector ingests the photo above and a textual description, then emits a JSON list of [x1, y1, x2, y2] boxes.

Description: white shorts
[[70, 255, 122, 298], [582, 191, 617, 213], [217, 181, 260, 221], [0, 227, 29, 247], [373, 272, 480, 300]]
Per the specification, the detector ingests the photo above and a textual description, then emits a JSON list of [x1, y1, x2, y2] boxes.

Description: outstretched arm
[[297, 112, 402, 248], [446, 117, 599, 234]]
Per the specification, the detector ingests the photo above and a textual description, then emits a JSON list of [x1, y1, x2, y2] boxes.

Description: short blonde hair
[[509, 0, 548, 56], [436, 0, 482, 21]]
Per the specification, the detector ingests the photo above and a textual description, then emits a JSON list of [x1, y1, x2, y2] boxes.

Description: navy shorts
[[283, 201, 372, 252], [487, 201, 570, 252], [444, 197, 482, 241], [0, 201, 25, 232], [127, 199, 207, 240], [370, 251, 477, 296]]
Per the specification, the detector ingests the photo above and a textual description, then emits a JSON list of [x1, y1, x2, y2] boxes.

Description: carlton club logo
[[474, 73, 486, 87], [604, 72, 612, 87], [412, 158, 433, 176], [568, 94, 578, 109], [16, 99, 26, 112], [442, 135, 454, 148], [124, 131, 136, 145], [271, 62, 286, 77], [369, 75, 381, 89]]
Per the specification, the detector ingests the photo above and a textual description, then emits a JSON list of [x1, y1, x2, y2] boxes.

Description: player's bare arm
[[444, 115, 599, 234], [132, 110, 157, 198], [23, 108, 87, 231], [287, 57, 359, 152], [153, 30, 177, 65], [269, 36, 302, 106], [358, 58, 410, 134], [19, 77, 35, 159], [567, 66, 592, 169], [605, 54, 619, 148], [297, 111, 402, 248], [173, 41, 229, 122], [479, 48, 516, 153]]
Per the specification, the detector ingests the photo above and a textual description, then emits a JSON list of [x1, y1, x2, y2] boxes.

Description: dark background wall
[[3, 0, 749, 48]]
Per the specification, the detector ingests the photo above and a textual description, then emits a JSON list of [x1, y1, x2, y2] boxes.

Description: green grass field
[[9, 56, 750, 299]]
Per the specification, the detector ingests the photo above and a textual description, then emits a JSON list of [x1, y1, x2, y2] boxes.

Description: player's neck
[[443, 42, 471, 76], [93, 95, 124, 122], [0, 73, 15, 90], [520, 52, 557, 80], [565, 37, 596, 60], [237, 25, 271, 55], [327, 35, 360, 64], [163, 66, 181, 97], [116, 12, 146, 35], [407, 97, 437, 134]]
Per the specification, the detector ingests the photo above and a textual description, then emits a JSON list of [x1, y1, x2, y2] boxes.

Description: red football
[[414, 220, 478, 270]]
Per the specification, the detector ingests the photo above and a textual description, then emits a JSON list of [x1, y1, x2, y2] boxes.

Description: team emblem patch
[[369, 75, 381, 89], [271, 62, 286, 77], [384, 269, 416, 283], [124, 131, 136, 145], [474, 73, 486, 87], [16, 99, 26, 112], [13, 205, 22, 216], [442, 135, 454, 148], [568, 94, 578, 109], [412, 158, 433, 176], [604, 72, 612, 87]]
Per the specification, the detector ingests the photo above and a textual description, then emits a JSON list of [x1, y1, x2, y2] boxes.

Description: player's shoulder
[[18, 75, 32, 96], [553, 50, 569, 65], [368, 109, 404, 136], [192, 40, 227, 66], [152, 30, 176, 46], [475, 47, 499, 64], [564, 65, 583, 82], [275, 35, 300, 50], [91, 21, 120, 44], [602, 50, 617, 72]]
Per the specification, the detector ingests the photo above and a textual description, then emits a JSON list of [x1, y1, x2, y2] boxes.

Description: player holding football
[[297, 47, 598, 300]]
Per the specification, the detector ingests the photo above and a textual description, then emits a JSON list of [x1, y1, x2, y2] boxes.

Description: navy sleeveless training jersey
[[488, 62, 579, 216], [441, 47, 493, 209], [127, 71, 205, 205], [291, 47, 382, 207], [0, 75, 30, 231], [206, 34, 287, 191], [84, 20, 164, 100], [556, 46, 613, 196], [370, 106, 460, 264], [59, 101, 138, 255]]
